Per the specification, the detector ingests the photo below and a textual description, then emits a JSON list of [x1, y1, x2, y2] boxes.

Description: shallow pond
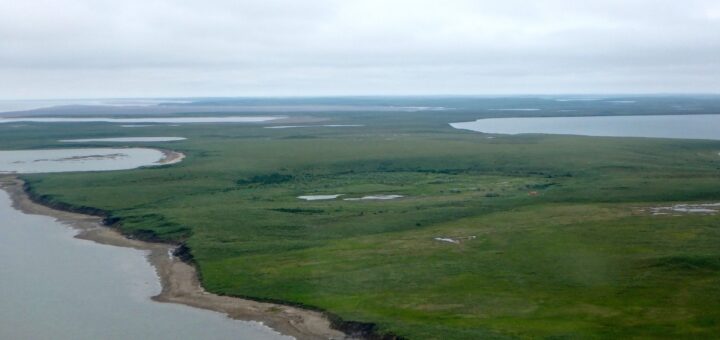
[[344, 195, 404, 201], [451, 114, 720, 140], [0, 189, 289, 340], [60, 137, 186, 143], [297, 194, 343, 201], [0, 148, 172, 174]]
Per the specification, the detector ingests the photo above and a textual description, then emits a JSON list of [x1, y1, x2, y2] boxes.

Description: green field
[[4, 97, 720, 339]]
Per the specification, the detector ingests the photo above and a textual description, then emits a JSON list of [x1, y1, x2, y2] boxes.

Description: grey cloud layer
[[1, 0, 719, 98]]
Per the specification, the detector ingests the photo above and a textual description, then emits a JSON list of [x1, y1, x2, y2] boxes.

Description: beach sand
[[0, 176, 349, 340]]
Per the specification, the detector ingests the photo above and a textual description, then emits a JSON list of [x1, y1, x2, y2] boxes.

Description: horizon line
[[3, 93, 720, 102]]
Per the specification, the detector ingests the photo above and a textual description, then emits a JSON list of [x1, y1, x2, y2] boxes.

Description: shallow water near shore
[[450, 114, 720, 140], [0, 189, 290, 340]]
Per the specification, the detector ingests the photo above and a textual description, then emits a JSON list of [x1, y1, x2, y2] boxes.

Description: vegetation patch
[[270, 208, 325, 214], [237, 173, 294, 186]]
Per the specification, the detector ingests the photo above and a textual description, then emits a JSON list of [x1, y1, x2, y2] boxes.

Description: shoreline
[[0, 176, 350, 340], [157, 148, 186, 165]]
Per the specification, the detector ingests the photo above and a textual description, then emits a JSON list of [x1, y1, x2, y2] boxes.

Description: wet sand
[[0, 177, 349, 340]]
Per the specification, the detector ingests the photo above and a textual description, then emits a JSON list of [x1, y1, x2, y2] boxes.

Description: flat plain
[[4, 96, 720, 339]]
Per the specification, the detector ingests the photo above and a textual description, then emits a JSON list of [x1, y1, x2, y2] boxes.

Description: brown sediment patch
[[0, 176, 350, 340]]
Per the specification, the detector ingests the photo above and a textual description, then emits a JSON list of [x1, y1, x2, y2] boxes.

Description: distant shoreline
[[0, 177, 348, 340]]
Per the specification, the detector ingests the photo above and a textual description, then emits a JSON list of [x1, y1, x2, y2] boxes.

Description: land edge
[[0, 176, 344, 340], [1, 174, 403, 340], [157, 148, 186, 165]]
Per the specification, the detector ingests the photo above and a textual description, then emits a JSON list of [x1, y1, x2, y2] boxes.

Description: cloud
[[0, 0, 718, 98]]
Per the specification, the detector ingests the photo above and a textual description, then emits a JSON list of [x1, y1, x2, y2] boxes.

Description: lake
[[0, 148, 171, 174], [0, 189, 289, 340], [450, 114, 720, 140], [59, 137, 187, 143], [0, 116, 282, 124]]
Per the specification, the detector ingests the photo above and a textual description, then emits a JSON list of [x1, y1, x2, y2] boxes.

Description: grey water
[[59, 137, 186, 143], [450, 114, 720, 140], [0, 148, 168, 174], [0, 116, 281, 124], [0, 189, 289, 340]]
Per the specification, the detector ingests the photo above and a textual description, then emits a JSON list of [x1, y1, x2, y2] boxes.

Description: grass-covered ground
[[4, 97, 720, 338]]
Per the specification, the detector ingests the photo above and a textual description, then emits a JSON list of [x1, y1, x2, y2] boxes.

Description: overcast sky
[[1, 0, 719, 99]]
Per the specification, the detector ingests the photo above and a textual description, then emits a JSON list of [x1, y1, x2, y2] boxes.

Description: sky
[[1, 0, 719, 99]]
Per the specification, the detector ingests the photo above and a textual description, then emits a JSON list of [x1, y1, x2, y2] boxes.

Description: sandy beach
[[0, 177, 349, 340]]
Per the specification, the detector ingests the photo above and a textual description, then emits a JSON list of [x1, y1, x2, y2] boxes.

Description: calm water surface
[[0, 148, 168, 174], [451, 114, 720, 140], [0, 117, 281, 124], [0, 190, 289, 340], [59, 137, 187, 143]]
